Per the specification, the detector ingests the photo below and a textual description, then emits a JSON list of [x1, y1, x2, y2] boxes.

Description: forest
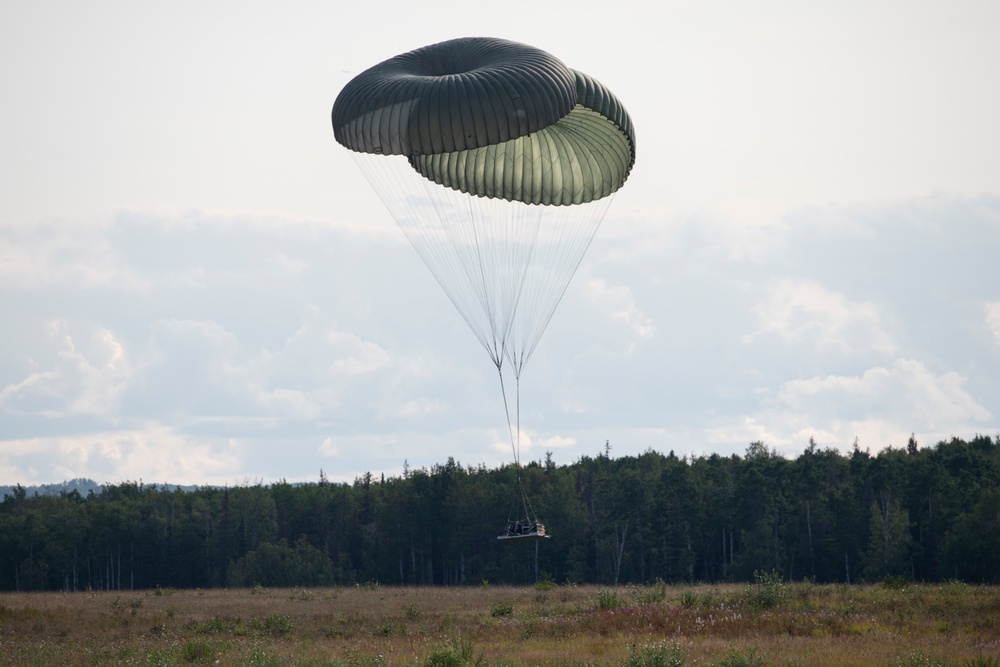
[[2, 435, 998, 592]]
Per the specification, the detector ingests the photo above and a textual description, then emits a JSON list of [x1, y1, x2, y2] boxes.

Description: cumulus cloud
[[128, 307, 457, 432], [986, 301, 1000, 345], [379, 397, 447, 419], [0, 425, 241, 486], [702, 417, 795, 450], [488, 428, 577, 458], [253, 387, 326, 419], [585, 278, 656, 342], [777, 359, 990, 426], [558, 399, 589, 415], [745, 279, 896, 356], [593, 210, 783, 267], [4, 197, 1000, 485], [0, 219, 148, 292], [328, 330, 392, 377], [318, 433, 410, 467], [722, 359, 995, 455], [0, 321, 132, 418], [319, 436, 340, 458]]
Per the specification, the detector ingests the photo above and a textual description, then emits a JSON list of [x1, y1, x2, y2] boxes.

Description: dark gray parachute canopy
[[332, 37, 635, 206]]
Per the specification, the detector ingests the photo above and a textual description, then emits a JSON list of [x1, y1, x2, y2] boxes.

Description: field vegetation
[[1, 580, 998, 666]]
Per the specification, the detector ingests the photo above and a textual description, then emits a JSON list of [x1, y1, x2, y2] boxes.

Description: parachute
[[332, 37, 635, 540]]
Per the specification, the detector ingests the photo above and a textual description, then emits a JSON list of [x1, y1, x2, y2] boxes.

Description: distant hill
[[0, 478, 201, 499]]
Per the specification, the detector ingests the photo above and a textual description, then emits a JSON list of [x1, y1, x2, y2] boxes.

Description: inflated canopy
[[332, 38, 638, 533], [332, 37, 635, 206]]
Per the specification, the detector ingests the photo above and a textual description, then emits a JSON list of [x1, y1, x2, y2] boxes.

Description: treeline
[[2, 435, 998, 591]]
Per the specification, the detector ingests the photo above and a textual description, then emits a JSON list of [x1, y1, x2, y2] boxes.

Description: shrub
[[716, 647, 764, 667], [637, 578, 668, 605], [490, 602, 513, 618], [182, 639, 215, 664], [289, 587, 314, 601], [599, 590, 623, 611], [966, 657, 1000, 667], [246, 646, 282, 667], [250, 614, 292, 637], [623, 640, 687, 667], [375, 621, 398, 637], [425, 635, 483, 667], [745, 570, 786, 611], [678, 590, 697, 608], [191, 615, 240, 635]]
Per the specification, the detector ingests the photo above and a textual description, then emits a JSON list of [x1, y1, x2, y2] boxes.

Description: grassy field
[[1, 580, 998, 666]]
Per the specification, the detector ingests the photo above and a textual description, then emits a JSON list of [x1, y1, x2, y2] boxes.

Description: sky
[[2, 0, 999, 486]]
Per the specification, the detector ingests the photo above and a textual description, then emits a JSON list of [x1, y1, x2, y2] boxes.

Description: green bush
[[246, 646, 282, 667], [637, 578, 668, 605], [882, 575, 910, 591], [716, 647, 764, 667], [490, 602, 513, 618], [599, 590, 623, 611], [745, 570, 786, 611], [182, 639, 215, 664], [965, 657, 1000, 667], [424, 635, 483, 667], [288, 587, 314, 601], [535, 578, 556, 591], [623, 641, 687, 667], [251, 614, 292, 637]]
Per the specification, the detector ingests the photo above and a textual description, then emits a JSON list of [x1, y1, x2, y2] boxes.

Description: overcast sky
[[2, 0, 999, 486]]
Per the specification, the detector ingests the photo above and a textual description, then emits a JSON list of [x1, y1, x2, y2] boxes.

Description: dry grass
[[0, 582, 998, 666]]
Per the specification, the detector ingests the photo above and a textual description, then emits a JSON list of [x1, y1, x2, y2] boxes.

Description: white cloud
[[559, 399, 589, 415], [318, 433, 400, 462], [777, 359, 990, 425], [0, 219, 147, 292], [3, 195, 1000, 485], [152, 318, 239, 348], [745, 279, 896, 355], [328, 330, 392, 376], [254, 387, 326, 419], [488, 428, 577, 458], [720, 359, 995, 455], [266, 252, 308, 278], [585, 278, 656, 342], [986, 301, 1000, 345], [703, 417, 795, 450], [379, 397, 447, 419], [319, 436, 340, 458], [0, 324, 132, 418], [0, 425, 241, 486], [135, 310, 461, 431], [593, 211, 784, 267]]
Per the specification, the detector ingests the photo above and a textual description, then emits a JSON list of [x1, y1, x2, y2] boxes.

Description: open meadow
[[1, 581, 998, 666]]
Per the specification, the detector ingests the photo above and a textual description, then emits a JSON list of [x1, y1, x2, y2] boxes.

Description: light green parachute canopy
[[332, 37, 635, 376], [332, 37, 635, 206]]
